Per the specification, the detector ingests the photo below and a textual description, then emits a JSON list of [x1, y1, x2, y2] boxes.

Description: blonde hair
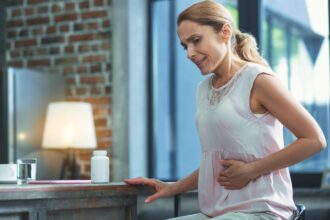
[[177, 0, 268, 67]]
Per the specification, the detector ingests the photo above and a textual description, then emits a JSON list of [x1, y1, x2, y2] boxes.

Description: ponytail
[[234, 31, 269, 67]]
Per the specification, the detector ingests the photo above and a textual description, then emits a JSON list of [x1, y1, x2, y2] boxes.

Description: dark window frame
[[0, 0, 7, 164]]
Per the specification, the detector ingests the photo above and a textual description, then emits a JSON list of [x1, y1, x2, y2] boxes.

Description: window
[[151, 0, 238, 179], [262, 0, 329, 172], [151, 0, 329, 180]]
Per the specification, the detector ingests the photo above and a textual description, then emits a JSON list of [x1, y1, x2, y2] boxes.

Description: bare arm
[[172, 168, 199, 193], [250, 74, 326, 177], [219, 74, 326, 189], [125, 168, 199, 203]]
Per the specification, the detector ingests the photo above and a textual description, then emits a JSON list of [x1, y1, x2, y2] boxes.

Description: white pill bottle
[[91, 150, 109, 183]]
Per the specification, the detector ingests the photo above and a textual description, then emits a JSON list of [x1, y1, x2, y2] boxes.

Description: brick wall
[[6, 0, 112, 179]]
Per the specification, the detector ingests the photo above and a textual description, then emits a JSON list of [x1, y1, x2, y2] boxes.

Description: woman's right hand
[[124, 177, 176, 203]]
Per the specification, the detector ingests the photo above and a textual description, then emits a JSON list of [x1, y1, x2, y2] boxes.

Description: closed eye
[[192, 37, 200, 45]]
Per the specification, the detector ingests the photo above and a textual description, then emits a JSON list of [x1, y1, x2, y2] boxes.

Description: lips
[[195, 57, 207, 67]]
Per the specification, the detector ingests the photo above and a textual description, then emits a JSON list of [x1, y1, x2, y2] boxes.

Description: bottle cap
[[93, 150, 107, 156]]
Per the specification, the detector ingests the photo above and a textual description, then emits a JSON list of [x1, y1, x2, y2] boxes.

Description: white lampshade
[[42, 102, 97, 149]]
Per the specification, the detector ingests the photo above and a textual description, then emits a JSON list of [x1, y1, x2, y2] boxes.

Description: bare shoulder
[[252, 72, 290, 103]]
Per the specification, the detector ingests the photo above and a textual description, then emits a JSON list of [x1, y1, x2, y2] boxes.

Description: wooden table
[[0, 182, 150, 220]]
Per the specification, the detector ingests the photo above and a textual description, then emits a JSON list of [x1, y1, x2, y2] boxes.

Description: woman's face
[[177, 20, 229, 75]]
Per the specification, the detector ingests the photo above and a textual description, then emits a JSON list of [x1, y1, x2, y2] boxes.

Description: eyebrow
[[180, 34, 200, 47]]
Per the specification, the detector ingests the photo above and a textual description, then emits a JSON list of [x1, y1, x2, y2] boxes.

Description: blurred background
[[0, 0, 329, 219], [0, 0, 328, 188]]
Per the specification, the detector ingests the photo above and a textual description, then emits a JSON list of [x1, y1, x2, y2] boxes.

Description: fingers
[[124, 177, 157, 188], [220, 160, 232, 167], [145, 190, 165, 203]]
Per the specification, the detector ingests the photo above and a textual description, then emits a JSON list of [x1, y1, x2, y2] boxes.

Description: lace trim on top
[[207, 64, 247, 106]]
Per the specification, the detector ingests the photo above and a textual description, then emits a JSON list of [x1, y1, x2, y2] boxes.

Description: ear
[[220, 23, 231, 43]]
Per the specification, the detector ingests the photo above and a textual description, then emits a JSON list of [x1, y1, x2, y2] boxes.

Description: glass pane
[[152, 0, 238, 179], [262, 0, 329, 172], [152, 1, 172, 179]]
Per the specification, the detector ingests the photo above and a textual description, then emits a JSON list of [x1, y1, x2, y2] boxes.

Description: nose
[[187, 46, 196, 60]]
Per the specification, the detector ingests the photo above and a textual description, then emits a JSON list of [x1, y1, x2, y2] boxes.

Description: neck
[[212, 55, 246, 88]]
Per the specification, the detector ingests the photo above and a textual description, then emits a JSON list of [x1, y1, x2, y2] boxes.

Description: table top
[[0, 181, 152, 201]]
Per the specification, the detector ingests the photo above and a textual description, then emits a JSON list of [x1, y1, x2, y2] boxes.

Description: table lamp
[[42, 102, 97, 179]]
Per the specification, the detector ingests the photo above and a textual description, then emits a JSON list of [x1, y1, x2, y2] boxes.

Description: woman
[[125, 1, 326, 219]]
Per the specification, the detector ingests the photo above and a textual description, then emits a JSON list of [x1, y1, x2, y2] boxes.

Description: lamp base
[[60, 149, 80, 180]]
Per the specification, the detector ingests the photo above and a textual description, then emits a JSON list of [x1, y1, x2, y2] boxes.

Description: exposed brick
[[77, 65, 88, 73], [65, 46, 74, 53], [94, 118, 107, 127], [94, 0, 104, 7], [84, 164, 91, 173], [23, 49, 34, 57], [97, 140, 112, 149], [55, 57, 78, 65], [69, 33, 94, 42], [82, 10, 107, 19], [46, 26, 56, 34], [32, 28, 43, 36], [87, 22, 98, 30], [96, 128, 111, 138], [6, 0, 24, 7], [76, 87, 88, 95], [82, 55, 107, 62], [7, 19, 23, 28], [79, 151, 93, 161], [73, 23, 84, 31], [51, 4, 61, 13], [10, 51, 20, 58], [60, 25, 70, 32], [90, 64, 101, 73], [49, 47, 60, 55], [85, 96, 111, 105], [93, 107, 107, 118], [7, 31, 17, 38], [38, 6, 48, 14], [27, 59, 50, 67], [15, 39, 37, 47], [63, 66, 74, 75], [91, 44, 98, 51], [79, 1, 90, 9], [19, 29, 28, 37], [81, 76, 105, 84], [66, 97, 82, 102], [102, 42, 111, 50], [11, 8, 22, 17], [7, 60, 23, 67], [78, 45, 89, 52], [24, 8, 34, 16], [55, 13, 77, 22], [66, 77, 76, 85], [65, 2, 75, 11], [66, 88, 74, 97], [91, 87, 102, 95], [35, 48, 47, 56], [41, 36, 64, 44], [105, 86, 111, 95], [27, 0, 47, 4], [27, 17, 49, 26], [102, 20, 110, 28]]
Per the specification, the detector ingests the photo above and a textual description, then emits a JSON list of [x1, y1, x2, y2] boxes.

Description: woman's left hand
[[218, 160, 258, 190]]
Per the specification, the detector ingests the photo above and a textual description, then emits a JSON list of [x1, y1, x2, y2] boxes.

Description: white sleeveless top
[[196, 62, 296, 220]]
